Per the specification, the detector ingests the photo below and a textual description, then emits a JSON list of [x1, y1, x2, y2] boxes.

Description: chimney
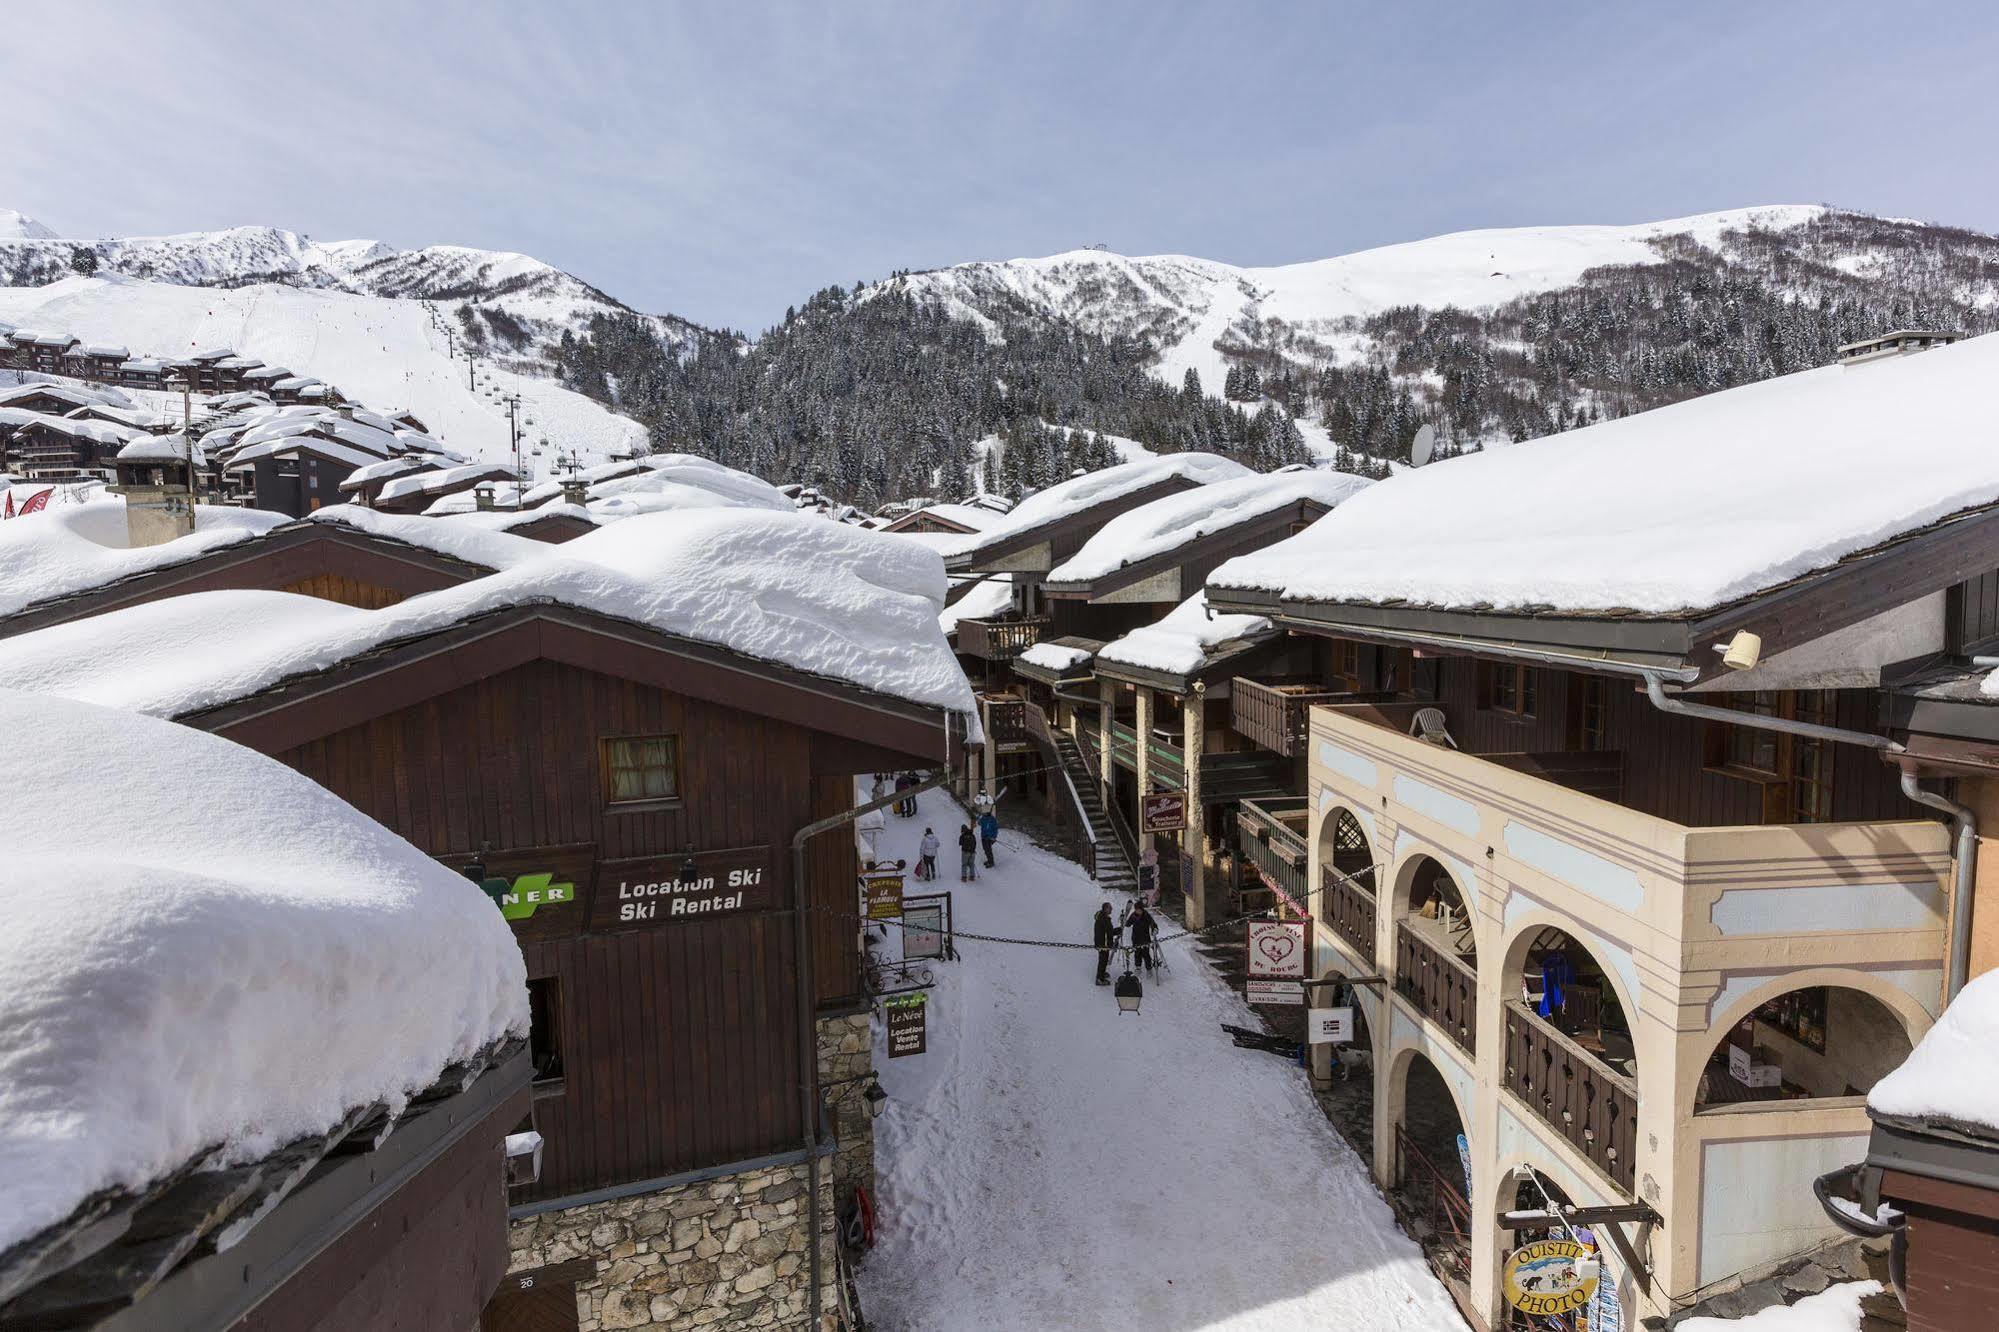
[[110, 435, 199, 547], [474, 482, 498, 512], [561, 475, 589, 506]]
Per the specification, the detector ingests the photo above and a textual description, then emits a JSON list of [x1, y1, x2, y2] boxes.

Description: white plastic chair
[[1411, 707, 1457, 749]]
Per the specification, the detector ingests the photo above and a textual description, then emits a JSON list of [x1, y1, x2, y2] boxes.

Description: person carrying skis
[[958, 822, 978, 881], [918, 827, 940, 881], [1093, 902, 1118, 985], [978, 808, 999, 867], [1127, 901, 1159, 976]]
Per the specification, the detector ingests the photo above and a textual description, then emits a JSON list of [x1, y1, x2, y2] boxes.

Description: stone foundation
[[506, 1158, 838, 1331], [816, 1011, 875, 1206]]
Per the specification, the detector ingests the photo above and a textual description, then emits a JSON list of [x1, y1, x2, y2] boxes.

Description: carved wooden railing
[[956, 616, 1050, 661], [1322, 864, 1377, 963], [1395, 922, 1477, 1056], [1503, 1000, 1638, 1193], [1232, 678, 1394, 757], [982, 694, 1029, 749], [1236, 797, 1309, 907]]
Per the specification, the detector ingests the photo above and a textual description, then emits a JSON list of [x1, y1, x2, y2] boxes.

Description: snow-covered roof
[[240, 364, 290, 380], [0, 509, 979, 729], [0, 382, 107, 411], [115, 433, 204, 466], [376, 462, 511, 503], [1868, 967, 1999, 1134], [939, 575, 1015, 635], [0, 500, 286, 620], [118, 357, 165, 372], [303, 504, 546, 570], [338, 456, 431, 491], [1213, 334, 1999, 619], [17, 415, 141, 447], [1019, 640, 1096, 675], [424, 480, 522, 515], [223, 433, 382, 472], [916, 502, 1007, 532], [435, 503, 601, 534], [75, 343, 128, 359], [1047, 470, 1371, 585], [188, 346, 236, 362], [1095, 592, 1273, 678], [516, 453, 791, 514], [1674, 1281, 1881, 1332], [0, 689, 527, 1256], [949, 454, 1251, 564]]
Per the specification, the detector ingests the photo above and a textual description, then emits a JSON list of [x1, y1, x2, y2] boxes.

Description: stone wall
[[816, 1011, 875, 1205], [506, 1158, 838, 1331]]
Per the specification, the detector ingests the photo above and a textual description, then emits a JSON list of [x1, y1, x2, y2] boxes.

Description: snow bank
[[1018, 641, 1094, 674], [1048, 470, 1371, 583], [1212, 333, 1999, 616], [0, 499, 286, 618], [1676, 1282, 1880, 1332], [953, 454, 1250, 562], [1095, 591, 1271, 676], [1869, 967, 1999, 1130], [303, 504, 547, 570], [0, 689, 527, 1255], [0, 508, 979, 727]]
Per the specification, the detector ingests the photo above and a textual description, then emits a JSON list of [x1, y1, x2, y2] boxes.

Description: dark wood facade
[[171, 607, 960, 1207]]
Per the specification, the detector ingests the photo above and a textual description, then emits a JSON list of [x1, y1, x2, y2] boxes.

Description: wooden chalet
[[59, 342, 129, 381], [11, 330, 79, 373], [371, 462, 518, 515], [0, 519, 979, 1332], [1198, 333, 1999, 1329], [9, 415, 139, 482]]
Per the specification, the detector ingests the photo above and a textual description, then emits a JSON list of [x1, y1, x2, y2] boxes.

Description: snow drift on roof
[[0, 509, 980, 728], [1019, 641, 1095, 674], [115, 432, 203, 465], [1095, 592, 1272, 676], [1673, 1280, 1880, 1332], [0, 499, 285, 619], [1868, 967, 1999, 1132], [1211, 333, 1999, 618], [303, 504, 547, 570], [954, 454, 1251, 559], [1048, 470, 1371, 584], [0, 689, 527, 1255], [939, 575, 1014, 635], [436, 502, 600, 533]]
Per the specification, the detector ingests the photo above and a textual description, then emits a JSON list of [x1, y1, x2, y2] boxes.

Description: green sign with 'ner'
[[494, 873, 577, 921]]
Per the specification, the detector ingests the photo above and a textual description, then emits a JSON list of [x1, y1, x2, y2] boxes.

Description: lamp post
[[1114, 964, 1144, 1015]]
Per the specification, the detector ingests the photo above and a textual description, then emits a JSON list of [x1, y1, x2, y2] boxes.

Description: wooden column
[[1098, 677, 1115, 790], [1182, 686, 1206, 929], [1134, 686, 1153, 834]]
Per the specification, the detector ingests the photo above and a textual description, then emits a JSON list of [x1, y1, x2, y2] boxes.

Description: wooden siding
[[273, 657, 865, 1202], [279, 571, 405, 608]]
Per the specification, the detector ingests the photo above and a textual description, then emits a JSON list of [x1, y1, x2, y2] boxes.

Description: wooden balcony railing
[[957, 616, 1050, 661], [1237, 797, 1310, 908], [1232, 678, 1395, 757], [1109, 720, 1185, 789], [1395, 921, 1477, 1056], [1502, 1001, 1638, 1192], [982, 694, 1029, 749], [1024, 698, 1056, 750], [1322, 864, 1377, 963]]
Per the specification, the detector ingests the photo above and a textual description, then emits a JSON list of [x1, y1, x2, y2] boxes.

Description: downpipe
[[1642, 674, 1979, 1001]]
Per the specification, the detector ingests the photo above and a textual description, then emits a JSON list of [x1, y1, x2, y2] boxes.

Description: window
[[1481, 662, 1537, 717], [1331, 640, 1361, 689], [602, 733, 680, 806], [527, 977, 565, 1089], [1573, 675, 1609, 751], [1705, 691, 1838, 824]]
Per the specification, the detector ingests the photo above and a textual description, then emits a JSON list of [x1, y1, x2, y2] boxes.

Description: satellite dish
[[1410, 424, 1436, 468]]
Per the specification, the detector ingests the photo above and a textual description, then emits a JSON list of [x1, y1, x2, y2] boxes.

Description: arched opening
[[1317, 807, 1378, 959], [1314, 976, 1378, 1158], [1393, 855, 1477, 1055], [1392, 1050, 1472, 1285], [1696, 983, 1916, 1110], [1499, 925, 1639, 1191], [1498, 1169, 1594, 1332]]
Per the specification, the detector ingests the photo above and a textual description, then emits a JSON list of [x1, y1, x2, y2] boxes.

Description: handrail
[[1060, 768, 1097, 850]]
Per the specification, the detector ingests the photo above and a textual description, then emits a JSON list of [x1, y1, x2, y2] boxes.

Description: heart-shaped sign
[[1258, 934, 1296, 965]]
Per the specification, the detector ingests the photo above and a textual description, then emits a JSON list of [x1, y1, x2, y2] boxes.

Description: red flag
[[2, 491, 13, 519], [19, 488, 51, 515]]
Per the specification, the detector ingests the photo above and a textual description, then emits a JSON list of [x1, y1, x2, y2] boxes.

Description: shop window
[[528, 976, 565, 1090], [602, 733, 681, 806]]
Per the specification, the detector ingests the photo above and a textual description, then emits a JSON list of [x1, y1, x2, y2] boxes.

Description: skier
[[957, 822, 978, 881], [918, 827, 940, 881], [1127, 901, 1159, 976], [1093, 902, 1118, 986], [978, 808, 999, 868], [870, 773, 887, 806]]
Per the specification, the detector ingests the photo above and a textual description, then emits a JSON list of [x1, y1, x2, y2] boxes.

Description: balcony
[[1395, 920, 1477, 1056], [1321, 863, 1376, 962], [1503, 1001, 1638, 1192], [956, 615, 1050, 662], [982, 693, 1030, 750], [1236, 796, 1310, 909], [1232, 678, 1397, 758], [1077, 715, 1188, 789]]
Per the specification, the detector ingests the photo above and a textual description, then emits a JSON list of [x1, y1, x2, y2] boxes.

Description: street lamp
[[1114, 967, 1144, 1015], [863, 1075, 888, 1120]]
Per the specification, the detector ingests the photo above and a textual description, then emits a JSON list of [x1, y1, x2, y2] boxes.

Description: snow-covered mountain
[[877, 205, 1850, 392], [0, 213, 705, 372]]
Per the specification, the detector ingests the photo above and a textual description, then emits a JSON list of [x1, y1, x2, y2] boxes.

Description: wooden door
[[481, 1260, 592, 1332]]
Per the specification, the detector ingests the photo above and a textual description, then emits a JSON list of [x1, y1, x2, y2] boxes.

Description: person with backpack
[[958, 823, 978, 881], [978, 808, 999, 867], [918, 827, 940, 880], [1092, 903, 1118, 985], [1127, 901, 1160, 976]]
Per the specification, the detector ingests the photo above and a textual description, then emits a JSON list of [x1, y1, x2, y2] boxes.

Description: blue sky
[[5, 2, 1996, 331]]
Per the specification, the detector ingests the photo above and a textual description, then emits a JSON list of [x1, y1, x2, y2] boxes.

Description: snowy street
[[855, 786, 1468, 1332]]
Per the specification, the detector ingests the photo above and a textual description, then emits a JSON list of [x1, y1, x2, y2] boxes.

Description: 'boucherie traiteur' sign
[[587, 846, 776, 932]]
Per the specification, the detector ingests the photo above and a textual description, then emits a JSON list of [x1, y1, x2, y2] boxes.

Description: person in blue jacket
[[977, 809, 999, 867]]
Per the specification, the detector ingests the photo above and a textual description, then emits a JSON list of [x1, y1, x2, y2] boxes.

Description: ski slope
[[0, 275, 647, 477], [857, 786, 1466, 1332]]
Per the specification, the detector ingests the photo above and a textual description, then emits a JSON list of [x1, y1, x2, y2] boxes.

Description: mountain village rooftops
[[0, 508, 982, 733], [0, 688, 528, 1257], [1044, 469, 1372, 588], [16, 414, 142, 447], [0, 499, 287, 621], [945, 452, 1251, 571], [376, 461, 514, 503], [302, 503, 548, 570], [116, 432, 204, 465]]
